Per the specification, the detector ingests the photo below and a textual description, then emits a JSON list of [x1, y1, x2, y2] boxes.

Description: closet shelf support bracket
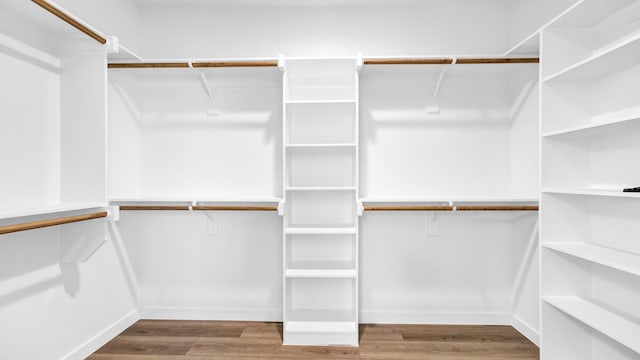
[[278, 54, 286, 73], [109, 206, 120, 222], [105, 35, 120, 54], [277, 200, 286, 216]]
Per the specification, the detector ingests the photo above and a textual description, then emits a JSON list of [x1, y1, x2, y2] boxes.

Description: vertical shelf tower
[[540, 0, 640, 359], [281, 57, 362, 346]]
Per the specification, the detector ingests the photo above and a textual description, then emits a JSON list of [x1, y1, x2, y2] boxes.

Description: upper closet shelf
[[0, 203, 106, 222], [543, 188, 640, 199], [360, 197, 539, 212], [360, 197, 539, 204], [363, 57, 539, 65], [0, 0, 112, 71], [110, 197, 282, 211], [108, 59, 279, 68], [542, 32, 640, 82], [549, 0, 636, 30]]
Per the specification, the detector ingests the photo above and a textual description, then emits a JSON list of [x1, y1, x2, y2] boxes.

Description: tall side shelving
[[540, 0, 640, 359], [281, 57, 361, 346]]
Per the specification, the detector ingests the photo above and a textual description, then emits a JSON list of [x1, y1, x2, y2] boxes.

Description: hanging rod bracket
[[278, 54, 286, 73], [427, 58, 455, 114], [277, 200, 286, 216], [356, 53, 363, 73], [190, 63, 220, 116], [108, 206, 120, 222], [105, 35, 120, 54]]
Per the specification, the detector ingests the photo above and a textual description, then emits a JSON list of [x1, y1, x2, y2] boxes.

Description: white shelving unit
[[540, 1, 640, 358], [281, 57, 360, 346]]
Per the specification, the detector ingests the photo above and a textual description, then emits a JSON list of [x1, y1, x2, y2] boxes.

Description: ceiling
[[134, 0, 501, 7]]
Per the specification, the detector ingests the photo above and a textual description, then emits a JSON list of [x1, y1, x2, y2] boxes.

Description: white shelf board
[[286, 186, 356, 192], [504, 32, 540, 57], [285, 321, 357, 334], [285, 100, 356, 105], [285, 227, 357, 235], [285, 143, 356, 149], [543, 296, 640, 354], [286, 261, 356, 278], [542, 32, 640, 82], [549, 0, 629, 30], [542, 188, 640, 199], [287, 308, 355, 322], [360, 196, 539, 204], [543, 242, 640, 277], [542, 110, 640, 138], [110, 196, 282, 204], [0, 203, 106, 221]]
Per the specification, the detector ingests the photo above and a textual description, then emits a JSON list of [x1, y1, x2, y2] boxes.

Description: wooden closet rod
[[365, 206, 454, 211], [364, 57, 539, 65], [456, 206, 539, 211], [193, 206, 278, 211], [119, 206, 191, 211], [108, 61, 279, 69], [0, 211, 108, 235], [119, 206, 278, 211], [31, 0, 107, 45], [364, 205, 538, 212]]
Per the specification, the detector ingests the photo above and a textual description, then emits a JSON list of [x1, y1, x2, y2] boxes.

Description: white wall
[[360, 65, 514, 198], [136, 0, 510, 59], [0, 220, 137, 360], [508, 0, 580, 49], [108, 68, 283, 198], [510, 71, 540, 198], [108, 79, 142, 198], [54, 0, 142, 50], [511, 214, 540, 345], [116, 211, 282, 320], [0, 51, 60, 212], [360, 211, 538, 324]]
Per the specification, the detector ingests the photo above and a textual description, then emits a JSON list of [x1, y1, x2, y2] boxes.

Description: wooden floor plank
[[398, 325, 533, 344], [121, 320, 244, 338], [93, 336, 197, 356], [188, 338, 360, 359], [91, 321, 539, 359]]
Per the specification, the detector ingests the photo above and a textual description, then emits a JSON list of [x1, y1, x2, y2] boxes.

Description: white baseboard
[[511, 314, 540, 346], [140, 307, 283, 322], [64, 310, 140, 360], [360, 310, 512, 325]]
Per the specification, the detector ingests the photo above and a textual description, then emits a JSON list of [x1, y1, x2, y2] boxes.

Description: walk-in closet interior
[[0, 0, 639, 358]]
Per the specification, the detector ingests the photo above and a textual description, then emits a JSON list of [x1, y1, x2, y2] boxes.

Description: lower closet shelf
[[543, 296, 640, 354], [285, 321, 358, 346]]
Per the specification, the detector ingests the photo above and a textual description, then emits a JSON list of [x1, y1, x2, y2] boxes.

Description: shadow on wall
[[0, 221, 106, 308]]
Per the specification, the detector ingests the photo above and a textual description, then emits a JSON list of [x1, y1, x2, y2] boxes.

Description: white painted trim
[[360, 310, 512, 325], [63, 310, 139, 360], [140, 307, 283, 322], [512, 314, 540, 346]]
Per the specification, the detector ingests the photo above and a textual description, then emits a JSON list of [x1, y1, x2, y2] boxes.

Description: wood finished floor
[[89, 321, 539, 360]]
